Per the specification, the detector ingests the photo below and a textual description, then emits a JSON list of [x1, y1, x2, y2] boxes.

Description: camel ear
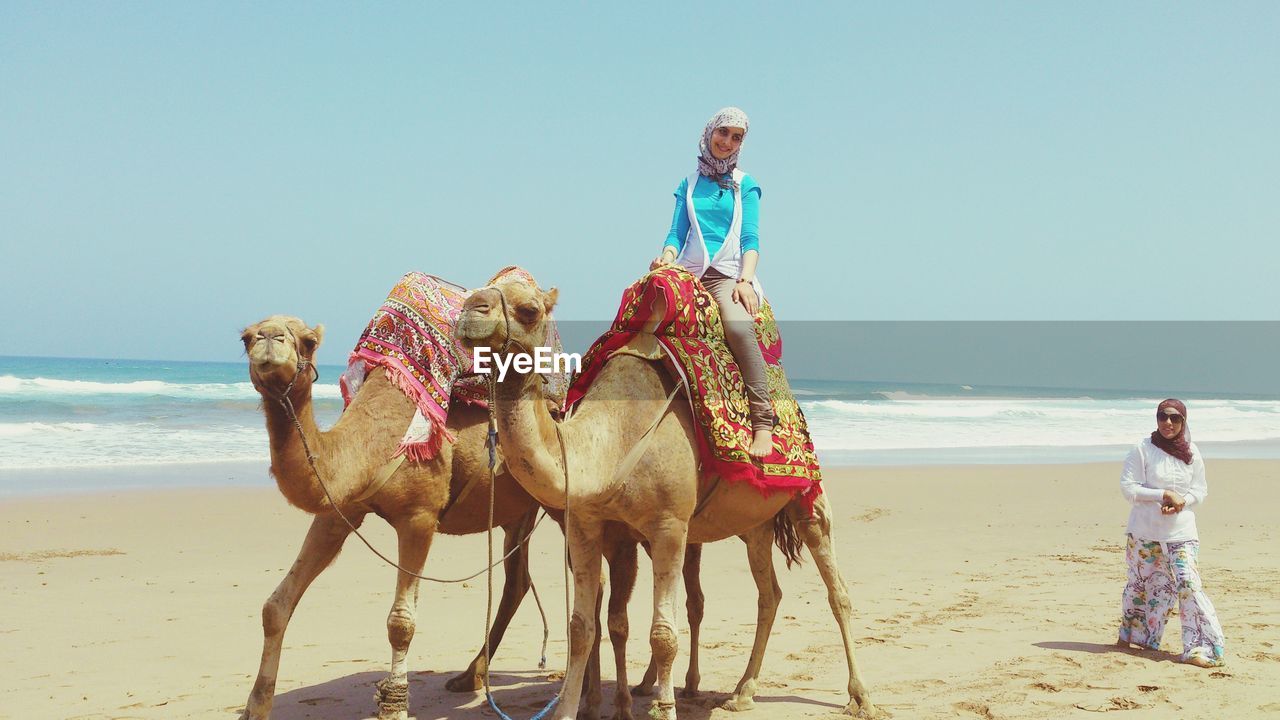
[[541, 288, 559, 314], [300, 324, 325, 356], [240, 327, 255, 352]]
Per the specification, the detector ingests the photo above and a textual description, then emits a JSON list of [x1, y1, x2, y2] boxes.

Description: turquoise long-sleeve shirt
[[663, 173, 761, 259]]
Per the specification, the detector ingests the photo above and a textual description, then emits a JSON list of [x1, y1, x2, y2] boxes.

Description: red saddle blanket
[[565, 267, 822, 512]]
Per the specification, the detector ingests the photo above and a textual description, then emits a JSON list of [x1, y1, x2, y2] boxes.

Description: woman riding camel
[[649, 106, 774, 458]]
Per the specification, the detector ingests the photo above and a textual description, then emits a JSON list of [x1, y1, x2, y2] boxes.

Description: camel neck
[[259, 373, 418, 513], [261, 388, 338, 512], [491, 374, 579, 508]]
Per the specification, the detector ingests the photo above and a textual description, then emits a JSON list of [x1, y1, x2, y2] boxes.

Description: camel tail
[[772, 509, 806, 569]]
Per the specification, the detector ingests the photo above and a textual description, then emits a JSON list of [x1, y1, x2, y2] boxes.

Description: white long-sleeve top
[[1120, 436, 1207, 542]]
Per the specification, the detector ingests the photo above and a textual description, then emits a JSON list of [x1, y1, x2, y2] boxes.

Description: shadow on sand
[[1034, 640, 1179, 664], [256, 670, 848, 719], [263, 669, 550, 720]]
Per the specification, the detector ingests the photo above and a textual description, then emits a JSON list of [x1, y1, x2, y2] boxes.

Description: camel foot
[[678, 686, 699, 699], [748, 429, 772, 458], [647, 701, 676, 720], [577, 705, 601, 720], [845, 699, 887, 718], [447, 654, 487, 692], [444, 670, 483, 693], [374, 676, 409, 720], [721, 696, 755, 712], [237, 693, 271, 719], [631, 682, 655, 697], [611, 707, 636, 720]]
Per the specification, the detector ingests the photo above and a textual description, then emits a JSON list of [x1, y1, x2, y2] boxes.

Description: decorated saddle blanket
[[340, 266, 569, 461], [565, 266, 822, 511]]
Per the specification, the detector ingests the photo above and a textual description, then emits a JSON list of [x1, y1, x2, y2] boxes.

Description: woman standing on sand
[[649, 106, 774, 458], [1117, 398, 1226, 667]]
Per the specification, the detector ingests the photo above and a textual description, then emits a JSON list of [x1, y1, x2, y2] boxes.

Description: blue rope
[[486, 691, 560, 720], [482, 415, 563, 720]]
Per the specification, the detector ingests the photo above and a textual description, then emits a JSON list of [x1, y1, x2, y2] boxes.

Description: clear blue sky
[[3, 2, 1278, 366]]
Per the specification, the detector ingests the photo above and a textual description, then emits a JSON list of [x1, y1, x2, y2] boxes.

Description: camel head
[[241, 315, 325, 397], [456, 280, 559, 376]]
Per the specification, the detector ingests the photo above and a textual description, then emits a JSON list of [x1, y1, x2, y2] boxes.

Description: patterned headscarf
[[697, 106, 750, 188], [1150, 398, 1193, 465]]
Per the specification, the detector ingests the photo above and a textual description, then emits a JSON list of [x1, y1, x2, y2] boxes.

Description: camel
[[456, 280, 878, 720], [238, 315, 546, 720], [240, 312, 717, 720]]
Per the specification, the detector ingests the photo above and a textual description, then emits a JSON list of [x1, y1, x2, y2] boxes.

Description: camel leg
[[581, 583, 604, 720], [792, 495, 877, 718], [644, 520, 688, 720], [634, 543, 700, 698], [447, 509, 538, 692], [375, 512, 438, 720], [632, 541, 657, 698], [239, 512, 359, 720], [556, 516, 604, 720], [721, 523, 782, 712], [679, 543, 704, 698], [604, 536, 638, 720]]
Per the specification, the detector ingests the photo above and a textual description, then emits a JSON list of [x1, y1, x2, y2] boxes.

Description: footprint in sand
[[1245, 651, 1280, 662], [1030, 681, 1061, 693], [850, 508, 888, 522], [952, 700, 995, 718]]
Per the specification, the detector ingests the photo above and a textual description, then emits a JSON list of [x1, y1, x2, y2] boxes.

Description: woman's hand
[[1161, 489, 1187, 515], [732, 278, 759, 315], [650, 249, 677, 271]]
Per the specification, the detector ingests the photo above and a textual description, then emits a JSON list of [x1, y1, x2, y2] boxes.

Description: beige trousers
[[702, 268, 773, 433]]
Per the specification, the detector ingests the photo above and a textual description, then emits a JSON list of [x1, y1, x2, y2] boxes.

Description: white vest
[[673, 168, 765, 302]]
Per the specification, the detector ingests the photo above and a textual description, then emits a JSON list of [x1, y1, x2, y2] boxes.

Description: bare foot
[[748, 429, 772, 458]]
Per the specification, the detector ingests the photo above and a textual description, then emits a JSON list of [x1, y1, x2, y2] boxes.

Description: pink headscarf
[[1150, 398, 1193, 465]]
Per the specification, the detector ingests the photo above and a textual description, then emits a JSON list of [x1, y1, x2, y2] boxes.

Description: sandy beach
[[2, 460, 1277, 720]]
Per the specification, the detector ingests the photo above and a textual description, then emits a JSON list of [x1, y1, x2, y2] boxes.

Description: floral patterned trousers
[[1118, 534, 1225, 665]]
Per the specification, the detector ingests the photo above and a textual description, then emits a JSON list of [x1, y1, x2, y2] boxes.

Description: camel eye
[[515, 304, 540, 324]]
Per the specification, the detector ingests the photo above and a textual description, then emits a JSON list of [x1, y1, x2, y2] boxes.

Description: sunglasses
[[1157, 414, 1185, 425]]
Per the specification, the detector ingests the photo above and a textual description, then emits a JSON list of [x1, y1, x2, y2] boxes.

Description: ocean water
[[0, 356, 346, 476], [4, 356, 1280, 493]]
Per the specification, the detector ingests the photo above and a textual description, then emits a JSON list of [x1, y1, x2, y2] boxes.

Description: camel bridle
[[248, 328, 320, 403]]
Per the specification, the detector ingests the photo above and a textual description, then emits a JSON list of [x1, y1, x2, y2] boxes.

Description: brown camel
[[240, 313, 714, 720], [238, 315, 546, 720], [456, 281, 878, 720]]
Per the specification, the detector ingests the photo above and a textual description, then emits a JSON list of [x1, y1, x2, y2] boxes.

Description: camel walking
[[239, 315, 544, 720], [456, 282, 878, 720]]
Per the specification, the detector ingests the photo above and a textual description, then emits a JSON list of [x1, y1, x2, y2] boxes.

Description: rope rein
[[480, 288, 570, 720], [266, 287, 573, 720], [262, 320, 555, 664], [274, 365, 547, 584]]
